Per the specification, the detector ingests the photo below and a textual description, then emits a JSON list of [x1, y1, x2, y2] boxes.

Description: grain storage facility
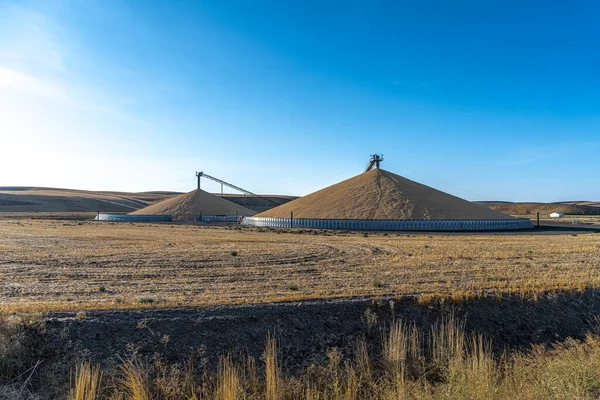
[[242, 156, 532, 231]]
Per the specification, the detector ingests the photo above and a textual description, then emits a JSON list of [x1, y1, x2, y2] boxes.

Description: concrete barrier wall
[[241, 217, 533, 231], [96, 214, 172, 222], [196, 215, 243, 223]]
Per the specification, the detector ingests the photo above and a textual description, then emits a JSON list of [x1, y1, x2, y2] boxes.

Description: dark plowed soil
[[41, 290, 600, 374]]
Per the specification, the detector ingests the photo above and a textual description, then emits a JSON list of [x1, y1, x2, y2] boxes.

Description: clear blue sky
[[1, 0, 598, 201]]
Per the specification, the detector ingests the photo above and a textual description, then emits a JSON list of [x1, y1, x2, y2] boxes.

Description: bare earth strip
[[1, 219, 600, 312]]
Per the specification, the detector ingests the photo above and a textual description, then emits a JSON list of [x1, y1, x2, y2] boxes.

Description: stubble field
[[1, 219, 600, 313]]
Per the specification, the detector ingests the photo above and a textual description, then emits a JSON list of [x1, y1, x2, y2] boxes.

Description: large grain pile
[[131, 189, 256, 221], [258, 169, 511, 220]]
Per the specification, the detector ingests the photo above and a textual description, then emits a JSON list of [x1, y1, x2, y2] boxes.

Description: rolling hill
[[0, 187, 179, 213], [476, 202, 600, 216]]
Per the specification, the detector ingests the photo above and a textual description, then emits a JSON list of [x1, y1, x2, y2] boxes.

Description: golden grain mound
[[257, 169, 511, 220], [131, 189, 256, 221]]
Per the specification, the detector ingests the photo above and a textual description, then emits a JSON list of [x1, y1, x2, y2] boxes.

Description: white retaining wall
[[197, 215, 243, 223], [96, 214, 172, 222], [241, 217, 533, 231]]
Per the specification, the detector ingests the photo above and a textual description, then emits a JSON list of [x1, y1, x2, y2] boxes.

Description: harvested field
[[1, 219, 600, 312]]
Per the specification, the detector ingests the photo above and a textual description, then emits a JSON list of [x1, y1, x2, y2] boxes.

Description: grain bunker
[[243, 157, 532, 231], [129, 189, 256, 222]]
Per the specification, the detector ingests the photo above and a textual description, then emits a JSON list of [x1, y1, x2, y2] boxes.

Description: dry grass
[[1, 219, 600, 312], [215, 356, 239, 400], [119, 359, 150, 400], [265, 332, 282, 400], [67, 320, 600, 399], [70, 362, 101, 400]]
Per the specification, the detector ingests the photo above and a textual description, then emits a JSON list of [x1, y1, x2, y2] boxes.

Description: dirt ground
[[44, 290, 600, 370], [1, 219, 600, 312]]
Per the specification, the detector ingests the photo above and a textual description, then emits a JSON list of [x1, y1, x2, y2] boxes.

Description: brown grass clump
[[264, 332, 282, 400], [70, 362, 102, 400], [382, 319, 420, 386], [215, 356, 239, 400], [119, 359, 150, 400]]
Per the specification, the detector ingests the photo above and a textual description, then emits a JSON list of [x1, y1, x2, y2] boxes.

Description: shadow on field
[[5, 290, 600, 397], [37, 289, 600, 373]]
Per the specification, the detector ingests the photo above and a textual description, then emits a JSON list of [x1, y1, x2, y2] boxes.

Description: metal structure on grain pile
[[195, 171, 280, 206], [365, 154, 384, 172], [114, 172, 281, 222]]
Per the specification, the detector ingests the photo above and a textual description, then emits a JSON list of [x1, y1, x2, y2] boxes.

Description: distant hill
[[0, 187, 180, 213], [0, 187, 293, 214], [4, 185, 598, 218], [477, 202, 600, 216]]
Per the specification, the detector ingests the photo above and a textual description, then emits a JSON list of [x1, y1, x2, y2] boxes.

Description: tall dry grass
[[119, 359, 150, 400], [70, 361, 101, 400], [215, 356, 239, 400], [65, 318, 600, 400], [265, 332, 282, 400]]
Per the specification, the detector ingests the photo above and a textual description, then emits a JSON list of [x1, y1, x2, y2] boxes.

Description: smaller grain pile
[[130, 189, 256, 222]]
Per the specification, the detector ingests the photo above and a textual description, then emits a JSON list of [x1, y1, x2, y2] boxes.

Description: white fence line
[[96, 214, 172, 222], [95, 214, 533, 231], [241, 217, 533, 231], [196, 215, 243, 223]]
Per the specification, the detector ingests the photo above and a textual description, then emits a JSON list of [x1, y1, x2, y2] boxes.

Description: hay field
[[1, 219, 600, 312]]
